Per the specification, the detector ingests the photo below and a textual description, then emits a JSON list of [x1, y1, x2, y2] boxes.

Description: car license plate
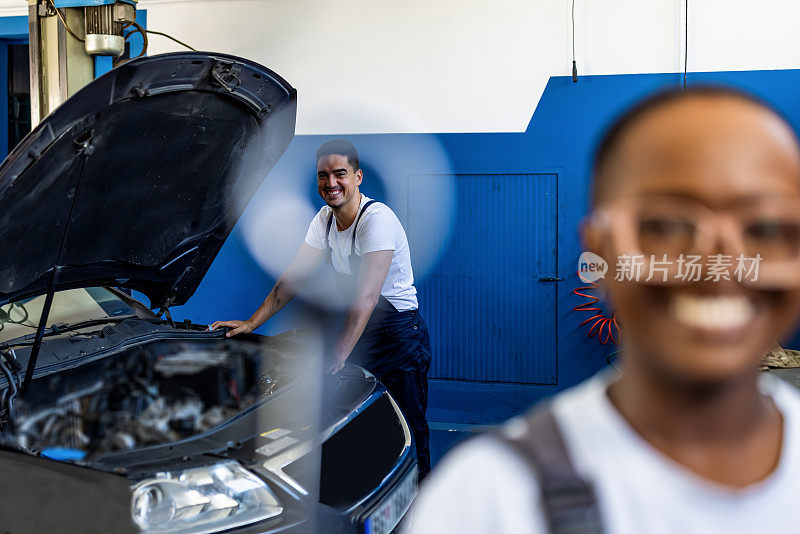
[[364, 466, 418, 534]]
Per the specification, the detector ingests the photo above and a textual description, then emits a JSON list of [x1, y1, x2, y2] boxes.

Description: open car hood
[[0, 52, 296, 308]]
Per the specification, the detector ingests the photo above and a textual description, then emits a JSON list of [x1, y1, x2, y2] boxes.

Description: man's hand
[[209, 319, 256, 337], [326, 353, 349, 374], [209, 244, 323, 340]]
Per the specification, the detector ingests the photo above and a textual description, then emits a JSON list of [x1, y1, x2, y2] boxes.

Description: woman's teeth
[[670, 294, 756, 331]]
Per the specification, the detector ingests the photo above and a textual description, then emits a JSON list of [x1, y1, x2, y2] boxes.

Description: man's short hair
[[590, 85, 796, 206], [315, 139, 360, 171]]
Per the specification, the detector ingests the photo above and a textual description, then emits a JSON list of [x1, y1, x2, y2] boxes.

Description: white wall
[[3, 0, 800, 134]]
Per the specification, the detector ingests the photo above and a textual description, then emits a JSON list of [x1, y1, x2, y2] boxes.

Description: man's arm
[[210, 242, 324, 337], [327, 250, 393, 373]]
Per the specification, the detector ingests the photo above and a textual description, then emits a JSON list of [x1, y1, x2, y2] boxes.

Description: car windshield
[[0, 288, 137, 344]]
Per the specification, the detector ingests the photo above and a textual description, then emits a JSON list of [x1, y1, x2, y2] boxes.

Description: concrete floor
[[429, 422, 492, 468]]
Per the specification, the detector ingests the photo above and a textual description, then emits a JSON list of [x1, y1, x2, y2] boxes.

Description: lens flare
[[237, 96, 455, 310]]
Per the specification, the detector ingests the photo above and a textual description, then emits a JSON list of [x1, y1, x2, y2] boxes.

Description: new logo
[[578, 252, 608, 282]]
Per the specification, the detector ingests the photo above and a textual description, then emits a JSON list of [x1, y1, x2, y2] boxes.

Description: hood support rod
[[21, 265, 61, 394], [21, 146, 90, 395]]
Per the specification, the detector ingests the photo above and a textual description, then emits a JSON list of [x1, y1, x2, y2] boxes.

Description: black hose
[[0, 357, 18, 432]]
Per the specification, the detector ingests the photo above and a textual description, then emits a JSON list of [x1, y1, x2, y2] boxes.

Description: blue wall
[[173, 68, 800, 423]]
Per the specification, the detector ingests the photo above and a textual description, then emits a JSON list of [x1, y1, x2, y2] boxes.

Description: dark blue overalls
[[324, 200, 432, 478]]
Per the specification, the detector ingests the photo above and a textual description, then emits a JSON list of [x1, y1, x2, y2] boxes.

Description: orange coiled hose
[[572, 270, 622, 345]]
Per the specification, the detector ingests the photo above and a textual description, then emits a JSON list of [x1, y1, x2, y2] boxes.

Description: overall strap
[[349, 199, 378, 255], [324, 212, 334, 264], [324, 199, 378, 271], [346, 199, 378, 274], [494, 403, 604, 534]]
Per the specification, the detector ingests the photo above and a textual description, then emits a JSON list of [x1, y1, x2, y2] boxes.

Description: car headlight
[[131, 461, 282, 534]]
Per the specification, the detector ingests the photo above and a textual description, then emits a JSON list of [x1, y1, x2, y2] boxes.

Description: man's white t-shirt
[[406, 371, 800, 534], [304, 195, 418, 311]]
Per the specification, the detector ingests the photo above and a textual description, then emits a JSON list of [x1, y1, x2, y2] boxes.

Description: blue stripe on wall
[[0, 16, 28, 40], [167, 68, 800, 423]]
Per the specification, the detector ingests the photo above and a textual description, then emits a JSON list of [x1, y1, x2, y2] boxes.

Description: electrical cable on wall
[[113, 25, 196, 67], [683, 0, 688, 89], [47, 0, 84, 42], [571, 0, 578, 82], [146, 30, 196, 51], [113, 21, 148, 67], [46, 1, 196, 59], [573, 269, 621, 345]]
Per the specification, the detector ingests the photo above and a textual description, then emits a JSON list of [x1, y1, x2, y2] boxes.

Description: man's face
[[586, 96, 800, 386], [316, 154, 362, 209]]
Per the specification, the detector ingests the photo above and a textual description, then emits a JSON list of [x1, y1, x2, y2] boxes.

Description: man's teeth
[[670, 294, 756, 330]]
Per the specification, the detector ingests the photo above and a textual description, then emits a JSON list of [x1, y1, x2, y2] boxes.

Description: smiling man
[[211, 139, 432, 478], [405, 87, 800, 533]]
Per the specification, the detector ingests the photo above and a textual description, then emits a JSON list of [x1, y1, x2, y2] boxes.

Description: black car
[[0, 52, 417, 534]]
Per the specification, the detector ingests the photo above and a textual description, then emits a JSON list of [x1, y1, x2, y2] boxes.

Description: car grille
[[284, 392, 406, 508]]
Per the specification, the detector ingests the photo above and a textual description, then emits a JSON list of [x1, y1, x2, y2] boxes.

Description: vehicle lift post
[[27, 0, 136, 127]]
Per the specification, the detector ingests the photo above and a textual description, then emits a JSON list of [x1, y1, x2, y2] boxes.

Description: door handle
[[538, 276, 564, 282]]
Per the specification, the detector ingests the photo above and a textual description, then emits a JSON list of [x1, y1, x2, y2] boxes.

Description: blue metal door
[[408, 173, 558, 384]]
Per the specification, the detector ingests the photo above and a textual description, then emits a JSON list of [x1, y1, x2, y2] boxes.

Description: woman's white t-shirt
[[406, 371, 800, 534]]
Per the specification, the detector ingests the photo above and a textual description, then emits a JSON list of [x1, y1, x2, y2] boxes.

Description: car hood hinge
[[156, 297, 175, 328]]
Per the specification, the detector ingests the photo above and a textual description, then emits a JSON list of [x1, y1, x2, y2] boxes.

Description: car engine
[[0, 338, 293, 459]]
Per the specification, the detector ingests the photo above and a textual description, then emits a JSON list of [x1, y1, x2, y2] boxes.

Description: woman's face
[[587, 95, 800, 386]]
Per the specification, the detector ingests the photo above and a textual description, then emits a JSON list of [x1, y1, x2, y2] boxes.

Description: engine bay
[[0, 337, 294, 460]]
